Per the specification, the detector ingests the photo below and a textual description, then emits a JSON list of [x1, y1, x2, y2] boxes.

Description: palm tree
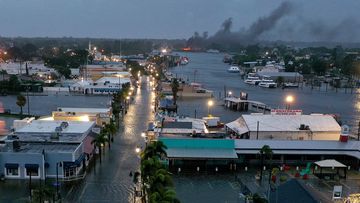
[[91, 131, 108, 164], [170, 78, 179, 105], [149, 188, 179, 203], [105, 119, 117, 144], [259, 145, 273, 182], [16, 95, 26, 115], [142, 141, 167, 160], [149, 168, 173, 193]]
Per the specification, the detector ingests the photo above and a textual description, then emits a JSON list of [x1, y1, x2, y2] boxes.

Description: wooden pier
[[224, 97, 271, 113]]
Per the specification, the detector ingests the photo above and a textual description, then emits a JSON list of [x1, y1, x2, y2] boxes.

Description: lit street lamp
[[228, 91, 232, 97], [135, 146, 141, 154], [285, 95, 294, 110], [207, 100, 214, 116]]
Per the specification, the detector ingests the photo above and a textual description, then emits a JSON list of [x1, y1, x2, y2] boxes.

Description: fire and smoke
[[186, 1, 360, 49]]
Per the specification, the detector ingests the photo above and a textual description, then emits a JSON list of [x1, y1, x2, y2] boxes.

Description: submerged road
[[65, 77, 152, 203]]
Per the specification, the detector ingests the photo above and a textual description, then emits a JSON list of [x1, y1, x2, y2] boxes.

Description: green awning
[[166, 148, 238, 159]]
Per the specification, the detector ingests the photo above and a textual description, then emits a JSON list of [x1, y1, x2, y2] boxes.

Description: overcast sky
[[0, 0, 359, 41]]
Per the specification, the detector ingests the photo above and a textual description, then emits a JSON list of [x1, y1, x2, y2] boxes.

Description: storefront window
[[6, 168, 19, 176]]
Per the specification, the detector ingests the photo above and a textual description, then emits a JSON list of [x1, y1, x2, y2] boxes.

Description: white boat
[[244, 73, 261, 85], [258, 79, 277, 88], [244, 77, 261, 85], [283, 82, 299, 88], [227, 66, 240, 73], [206, 49, 220, 54]]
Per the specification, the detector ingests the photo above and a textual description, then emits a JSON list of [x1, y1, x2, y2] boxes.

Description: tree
[[103, 119, 117, 149], [259, 145, 273, 182], [91, 131, 109, 164], [16, 95, 26, 115], [170, 79, 179, 105], [311, 58, 328, 75], [276, 76, 284, 87], [142, 141, 167, 160]]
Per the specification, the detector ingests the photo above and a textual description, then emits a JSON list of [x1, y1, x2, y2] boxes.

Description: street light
[[207, 100, 214, 116], [135, 146, 141, 154], [141, 132, 146, 138], [228, 91, 232, 97], [285, 95, 294, 110]]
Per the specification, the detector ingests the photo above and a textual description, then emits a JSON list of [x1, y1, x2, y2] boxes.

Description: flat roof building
[[226, 114, 341, 140], [14, 120, 95, 143], [52, 107, 112, 125]]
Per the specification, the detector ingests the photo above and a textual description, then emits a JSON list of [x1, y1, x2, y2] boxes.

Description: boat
[[283, 82, 299, 88], [258, 79, 277, 88], [227, 66, 240, 73], [244, 73, 261, 85], [206, 49, 220, 54]]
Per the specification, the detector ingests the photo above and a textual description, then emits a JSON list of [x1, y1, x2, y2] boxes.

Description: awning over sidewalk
[[166, 148, 238, 159], [314, 159, 346, 168], [25, 164, 39, 170]]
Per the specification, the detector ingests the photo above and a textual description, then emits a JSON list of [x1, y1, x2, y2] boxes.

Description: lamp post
[[285, 95, 294, 110], [228, 91, 232, 97], [56, 162, 63, 201], [141, 132, 147, 147], [207, 100, 214, 116]]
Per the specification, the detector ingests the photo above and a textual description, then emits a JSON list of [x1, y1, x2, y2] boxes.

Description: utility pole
[[358, 121, 360, 141], [256, 121, 259, 140], [26, 86, 30, 115]]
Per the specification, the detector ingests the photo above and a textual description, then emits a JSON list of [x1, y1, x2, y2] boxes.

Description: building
[[154, 116, 208, 135], [160, 137, 238, 173], [225, 114, 341, 140], [159, 135, 360, 173], [52, 107, 112, 125], [0, 141, 84, 180], [81, 63, 126, 81], [0, 120, 97, 180], [69, 76, 131, 95]]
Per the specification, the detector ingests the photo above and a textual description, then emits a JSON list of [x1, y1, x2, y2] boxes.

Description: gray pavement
[[64, 78, 152, 203]]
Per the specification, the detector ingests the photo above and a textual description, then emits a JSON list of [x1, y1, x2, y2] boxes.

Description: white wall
[[249, 131, 340, 141]]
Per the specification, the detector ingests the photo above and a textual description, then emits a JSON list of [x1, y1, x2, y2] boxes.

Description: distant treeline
[[0, 37, 186, 56]]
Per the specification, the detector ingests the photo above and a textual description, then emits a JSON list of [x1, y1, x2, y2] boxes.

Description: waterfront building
[[69, 76, 131, 95], [52, 107, 112, 125], [225, 114, 341, 140], [80, 63, 126, 81], [154, 117, 208, 135], [161, 82, 213, 98]]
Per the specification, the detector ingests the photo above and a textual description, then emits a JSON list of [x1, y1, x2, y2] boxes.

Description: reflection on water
[[171, 52, 360, 134]]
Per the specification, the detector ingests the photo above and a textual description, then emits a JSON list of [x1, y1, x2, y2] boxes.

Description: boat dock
[[224, 97, 271, 113]]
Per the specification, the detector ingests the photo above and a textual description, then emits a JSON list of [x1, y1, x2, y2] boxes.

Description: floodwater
[[171, 52, 360, 134]]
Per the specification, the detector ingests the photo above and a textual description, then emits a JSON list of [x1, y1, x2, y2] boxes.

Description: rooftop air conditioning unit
[[299, 124, 306, 130]]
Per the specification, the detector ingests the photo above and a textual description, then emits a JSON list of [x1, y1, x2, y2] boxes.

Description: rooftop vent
[[60, 122, 69, 129]]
